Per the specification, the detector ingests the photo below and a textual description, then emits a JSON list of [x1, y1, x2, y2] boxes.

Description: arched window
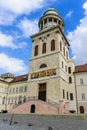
[[40, 63, 47, 68], [68, 67, 71, 74], [30, 104, 35, 113], [69, 77, 72, 83], [79, 106, 84, 113], [42, 43, 46, 54], [34, 45, 38, 56], [51, 39, 55, 51]]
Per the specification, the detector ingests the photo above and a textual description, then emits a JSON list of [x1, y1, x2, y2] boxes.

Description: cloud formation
[[0, 10, 16, 25], [67, 1, 87, 65], [66, 11, 73, 18], [17, 18, 39, 37], [0, 0, 44, 15], [0, 32, 27, 49], [0, 53, 27, 75], [0, 0, 45, 25]]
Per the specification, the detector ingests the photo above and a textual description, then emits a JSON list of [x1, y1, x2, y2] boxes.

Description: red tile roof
[[75, 64, 87, 73], [11, 74, 28, 83]]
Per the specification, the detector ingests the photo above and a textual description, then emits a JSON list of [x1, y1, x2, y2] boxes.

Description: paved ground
[[0, 114, 87, 130]]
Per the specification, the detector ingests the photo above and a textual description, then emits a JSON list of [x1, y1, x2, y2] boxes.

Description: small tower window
[[68, 67, 71, 74], [42, 43, 46, 54], [54, 18, 57, 23], [69, 77, 72, 83], [63, 46, 65, 56], [66, 51, 68, 59], [34, 45, 38, 56], [51, 39, 55, 51], [44, 19, 47, 24], [60, 41, 62, 51], [62, 61, 64, 68], [49, 18, 52, 22]]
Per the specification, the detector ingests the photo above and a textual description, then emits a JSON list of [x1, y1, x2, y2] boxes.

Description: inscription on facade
[[31, 69, 56, 79]]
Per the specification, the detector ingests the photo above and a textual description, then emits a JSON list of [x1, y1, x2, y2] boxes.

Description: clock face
[[41, 36, 47, 42]]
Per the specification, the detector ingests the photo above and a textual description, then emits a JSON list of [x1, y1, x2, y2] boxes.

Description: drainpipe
[[74, 73, 78, 114]]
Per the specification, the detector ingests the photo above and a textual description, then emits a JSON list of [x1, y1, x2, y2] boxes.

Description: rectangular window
[[82, 93, 85, 100], [80, 79, 84, 85], [13, 88, 15, 93], [16, 88, 18, 93], [62, 61, 64, 68], [67, 92, 69, 100], [65, 65, 67, 72], [70, 93, 73, 100], [19, 87, 23, 92], [69, 77, 72, 83], [63, 89, 65, 99], [24, 86, 27, 92], [9, 88, 11, 93]]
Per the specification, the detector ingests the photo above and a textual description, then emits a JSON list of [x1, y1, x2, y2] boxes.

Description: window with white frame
[[80, 79, 84, 85], [82, 93, 85, 100]]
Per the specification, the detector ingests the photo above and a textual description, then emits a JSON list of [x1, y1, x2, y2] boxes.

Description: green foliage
[[1, 110, 8, 113]]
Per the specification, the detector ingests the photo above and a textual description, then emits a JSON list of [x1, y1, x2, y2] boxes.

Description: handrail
[[12, 97, 58, 109]]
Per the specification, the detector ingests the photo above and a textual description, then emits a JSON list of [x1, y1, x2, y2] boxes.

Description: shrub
[[69, 110, 76, 113], [1, 110, 8, 113]]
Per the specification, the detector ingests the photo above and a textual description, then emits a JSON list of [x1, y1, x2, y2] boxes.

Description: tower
[[28, 8, 76, 113]]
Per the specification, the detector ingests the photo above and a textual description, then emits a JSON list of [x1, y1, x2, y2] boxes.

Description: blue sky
[[0, 0, 87, 76]]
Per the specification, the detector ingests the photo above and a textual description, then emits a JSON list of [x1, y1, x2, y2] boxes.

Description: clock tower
[[28, 8, 76, 112]]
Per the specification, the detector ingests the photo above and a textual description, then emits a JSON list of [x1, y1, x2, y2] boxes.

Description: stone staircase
[[9, 97, 59, 114]]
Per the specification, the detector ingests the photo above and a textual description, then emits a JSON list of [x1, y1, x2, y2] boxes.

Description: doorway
[[79, 106, 84, 113], [38, 83, 46, 101], [30, 104, 35, 113]]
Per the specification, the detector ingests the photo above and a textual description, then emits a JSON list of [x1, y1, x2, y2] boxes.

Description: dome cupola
[[38, 8, 64, 32]]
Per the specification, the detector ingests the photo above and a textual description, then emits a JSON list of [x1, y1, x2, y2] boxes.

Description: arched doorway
[[79, 106, 84, 113], [38, 83, 46, 101], [30, 104, 35, 113]]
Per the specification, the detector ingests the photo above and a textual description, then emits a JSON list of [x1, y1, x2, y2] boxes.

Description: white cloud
[[66, 11, 73, 18], [0, 0, 44, 15], [83, 1, 87, 15], [0, 53, 27, 75], [18, 18, 39, 37], [67, 1, 87, 65], [0, 0, 45, 25], [0, 11, 16, 25], [0, 32, 27, 49]]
